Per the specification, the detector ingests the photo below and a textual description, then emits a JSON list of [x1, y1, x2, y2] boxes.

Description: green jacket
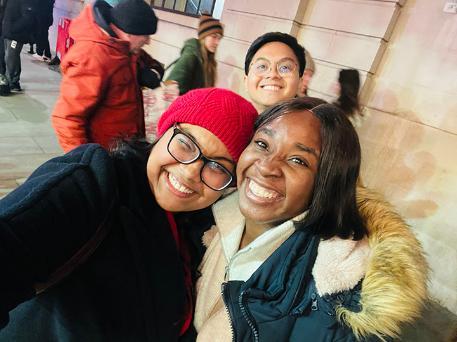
[[166, 38, 204, 95]]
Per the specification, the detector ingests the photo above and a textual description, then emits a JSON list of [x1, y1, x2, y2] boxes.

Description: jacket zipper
[[221, 282, 236, 342], [239, 290, 259, 342]]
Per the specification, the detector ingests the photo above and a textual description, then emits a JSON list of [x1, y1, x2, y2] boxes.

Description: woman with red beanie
[[0, 88, 257, 341]]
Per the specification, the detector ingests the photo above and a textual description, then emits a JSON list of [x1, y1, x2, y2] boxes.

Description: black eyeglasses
[[167, 124, 235, 191]]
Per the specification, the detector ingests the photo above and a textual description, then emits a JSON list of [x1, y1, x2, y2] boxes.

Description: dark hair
[[335, 69, 361, 117], [110, 135, 155, 162], [245, 32, 306, 77], [255, 98, 367, 240]]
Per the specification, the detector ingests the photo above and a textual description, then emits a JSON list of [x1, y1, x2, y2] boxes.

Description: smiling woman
[[194, 96, 428, 342], [0, 88, 258, 342]]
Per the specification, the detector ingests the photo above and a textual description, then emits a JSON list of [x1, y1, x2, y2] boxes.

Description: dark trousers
[[4, 39, 24, 85], [36, 27, 51, 58], [0, 37, 5, 75]]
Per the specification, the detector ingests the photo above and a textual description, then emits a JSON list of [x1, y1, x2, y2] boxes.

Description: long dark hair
[[335, 69, 361, 118], [255, 97, 367, 240]]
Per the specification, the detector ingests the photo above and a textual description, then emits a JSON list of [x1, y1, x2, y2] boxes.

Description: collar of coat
[[207, 187, 428, 341]]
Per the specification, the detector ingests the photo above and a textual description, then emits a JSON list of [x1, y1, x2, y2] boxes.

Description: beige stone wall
[[360, 0, 457, 315]]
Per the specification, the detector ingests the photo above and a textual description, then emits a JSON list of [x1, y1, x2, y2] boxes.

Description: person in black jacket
[[0, 0, 7, 73], [1, 0, 37, 91], [0, 0, 9, 95], [33, 0, 55, 62], [0, 88, 258, 341]]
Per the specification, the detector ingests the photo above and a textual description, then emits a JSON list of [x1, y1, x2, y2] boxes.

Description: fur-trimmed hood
[[335, 186, 429, 340]]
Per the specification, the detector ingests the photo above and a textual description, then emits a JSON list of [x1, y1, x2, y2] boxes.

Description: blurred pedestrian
[[334, 68, 363, 126], [297, 49, 315, 97], [52, 0, 164, 152], [166, 14, 223, 95], [33, 0, 55, 62], [0, 0, 9, 95], [1, 0, 38, 91]]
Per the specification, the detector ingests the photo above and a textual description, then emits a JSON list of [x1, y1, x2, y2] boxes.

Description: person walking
[[166, 14, 223, 95], [0, 0, 9, 95], [1, 0, 37, 91], [33, 0, 55, 62], [52, 0, 163, 152]]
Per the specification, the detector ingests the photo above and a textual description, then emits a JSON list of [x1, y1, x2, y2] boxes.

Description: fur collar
[[336, 186, 429, 340]]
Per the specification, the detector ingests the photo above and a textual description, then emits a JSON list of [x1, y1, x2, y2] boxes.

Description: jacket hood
[[181, 38, 202, 59], [336, 186, 429, 340], [69, 4, 129, 54]]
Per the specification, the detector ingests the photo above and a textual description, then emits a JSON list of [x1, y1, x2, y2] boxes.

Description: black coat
[[0, 144, 191, 341], [36, 0, 54, 29], [220, 229, 367, 342], [0, 0, 7, 36], [1, 0, 37, 42]]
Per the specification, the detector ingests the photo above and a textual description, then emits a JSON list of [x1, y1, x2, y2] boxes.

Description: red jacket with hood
[[52, 3, 145, 152]]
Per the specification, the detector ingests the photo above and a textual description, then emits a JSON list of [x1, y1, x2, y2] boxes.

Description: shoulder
[[181, 38, 201, 57], [0, 144, 116, 219], [62, 43, 111, 74]]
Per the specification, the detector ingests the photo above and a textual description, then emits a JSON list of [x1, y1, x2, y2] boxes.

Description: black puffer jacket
[[0, 144, 192, 341], [0, 0, 7, 37], [1, 0, 37, 42], [36, 0, 54, 29]]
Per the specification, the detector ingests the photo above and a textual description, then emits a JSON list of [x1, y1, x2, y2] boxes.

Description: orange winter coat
[[52, 5, 144, 152]]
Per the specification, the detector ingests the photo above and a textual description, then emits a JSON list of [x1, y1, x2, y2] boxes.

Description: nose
[[144, 35, 151, 45], [180, 159, 204, 183], [255, 156, 282, 178]]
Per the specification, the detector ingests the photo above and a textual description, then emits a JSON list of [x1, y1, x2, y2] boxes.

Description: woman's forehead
[[179, 123, 233, 161]]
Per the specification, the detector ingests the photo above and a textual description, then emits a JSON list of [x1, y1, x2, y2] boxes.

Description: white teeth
[[262, 85, 280, 91], [248, 180, 279, 199], [168, 173, 194, 194]]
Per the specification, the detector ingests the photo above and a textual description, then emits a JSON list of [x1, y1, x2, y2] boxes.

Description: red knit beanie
[[157, 88, 258, 162]]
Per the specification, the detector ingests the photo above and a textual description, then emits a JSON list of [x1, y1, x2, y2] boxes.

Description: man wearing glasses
[[243, 32, 307, 113]]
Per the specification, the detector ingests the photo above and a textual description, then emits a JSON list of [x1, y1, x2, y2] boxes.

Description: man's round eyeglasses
[[250, 58, 298, 77], [167, 124, 235, 191]]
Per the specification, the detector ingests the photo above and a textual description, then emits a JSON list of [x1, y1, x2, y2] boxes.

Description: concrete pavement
[[0, 51, 63, 198]]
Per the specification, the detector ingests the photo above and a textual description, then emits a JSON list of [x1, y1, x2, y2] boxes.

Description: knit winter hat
[[110, 0, 158, 35], [198, 14, 224, 40], [245, 32, 306, 77], [157, 88, 257, 162]]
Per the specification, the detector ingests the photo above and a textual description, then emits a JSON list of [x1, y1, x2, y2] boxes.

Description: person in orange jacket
[[52, 0, 163, 152]]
